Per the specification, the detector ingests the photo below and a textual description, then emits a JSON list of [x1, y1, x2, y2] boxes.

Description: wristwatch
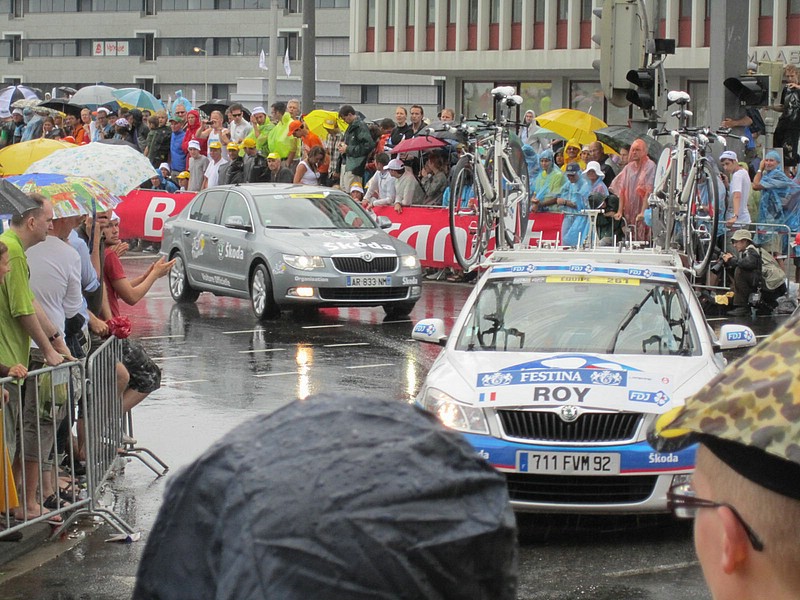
[[48, 331, 61, 343]]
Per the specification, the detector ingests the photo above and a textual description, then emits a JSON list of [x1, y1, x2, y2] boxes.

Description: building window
[[316, 36, 348, 55], [27, 40, 80, 57], [759, 0, 773, 16], [386, 0, 395, 26], [92, 0, 143, 9], [280, 32, 300, 60], [156, 38, 210, 56], [216, 37, 269, 56], [367, 0, 375, 27], [426, 0, 435, 24], [790, 0, 800, 13], [789, 0, 800, 44], [519, 81, 553, 117], [468, 0, 478, 23], [361, 84, 379, 104], [315, 0, 349, 6], [569, 80, 629, 124], [511, 0, 522, 22], [557, 0, 568, 20], [489, 0, 500, 23], [406, 0, 414, 25], [758, 0, 773, 44], [27, 0, 78, 12]]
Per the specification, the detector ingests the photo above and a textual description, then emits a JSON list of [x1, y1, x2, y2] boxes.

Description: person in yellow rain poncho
[[267, 102, 295, 162], [246, 107, 274, 158], [648, 313, 800, 600], [561, 138, 586, 172]]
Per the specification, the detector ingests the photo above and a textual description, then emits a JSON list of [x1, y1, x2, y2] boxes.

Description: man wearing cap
[[90, 107, 113, 142], [177, 171, 190, 191], [202, 141, 228, 189], [719, 150, 751, 234], [217, 142, 244, 186], [386, 158, 423, 213], [1, 108, 25, 147], [288, 120, 322, 158], [247, 106, 273, 157], [649, 313, 800, 600], [265, 152, 293, 183], [168, 115, 187, 176], [239, 137, 264, 183], [364, 152, 396, 207], [187, 140, 209, 192], [721, 229, 764, 316], [227, 103, 252, 145], [337, 104, 375, 193]]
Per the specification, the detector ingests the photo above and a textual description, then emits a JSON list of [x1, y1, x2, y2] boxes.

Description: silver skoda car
[[161, 184, 422, 319]]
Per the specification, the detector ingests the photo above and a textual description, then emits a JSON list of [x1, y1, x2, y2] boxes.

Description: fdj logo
[[627, 268, 652, 278], [629, 390, 670, 407], [726, 330, 753, 342], [414, 323, 435, 336], [569, 265, 593, 273]]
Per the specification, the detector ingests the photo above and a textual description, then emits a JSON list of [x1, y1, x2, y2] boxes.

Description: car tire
[[250, 263, 279, 320], [169, 251, 201, 303], [383, 301, 416, 317]]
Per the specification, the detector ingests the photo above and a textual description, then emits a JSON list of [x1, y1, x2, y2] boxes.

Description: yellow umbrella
[[0, 138, 77, 175], [302, 109, 349, 141], [535, 109, 608, 147]]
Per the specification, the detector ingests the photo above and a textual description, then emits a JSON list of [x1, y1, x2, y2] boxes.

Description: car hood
[[426, 351, 715, 415], [262, 227, 415, 257]]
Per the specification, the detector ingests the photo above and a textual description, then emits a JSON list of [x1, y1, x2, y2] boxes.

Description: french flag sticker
[[479, 391, 497, 402]]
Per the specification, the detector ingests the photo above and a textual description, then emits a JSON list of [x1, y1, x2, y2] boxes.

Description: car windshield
[[251, 191, 377, 230], [454, 276, 699, 356]]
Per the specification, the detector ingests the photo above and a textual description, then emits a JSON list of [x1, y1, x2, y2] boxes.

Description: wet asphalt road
[[0, 253, 790, 600]]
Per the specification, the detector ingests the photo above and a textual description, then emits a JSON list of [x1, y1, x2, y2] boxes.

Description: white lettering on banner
[[432, 226, 451, 262], [396, 224, 431, 261], [144, 196, 177, 238]]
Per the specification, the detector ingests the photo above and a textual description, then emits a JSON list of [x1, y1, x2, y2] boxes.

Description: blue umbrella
[[0, 85, 40, 119]]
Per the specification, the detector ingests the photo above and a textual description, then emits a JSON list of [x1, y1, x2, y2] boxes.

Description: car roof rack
[[483, 245, 687, 270]]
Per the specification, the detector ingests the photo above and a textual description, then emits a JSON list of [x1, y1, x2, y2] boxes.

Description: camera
[[710, 257, 726, 276]]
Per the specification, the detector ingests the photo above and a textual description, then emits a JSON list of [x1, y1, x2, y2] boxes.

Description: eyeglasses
[[231, 113, 242, 118], [667, 483, 764, 551]]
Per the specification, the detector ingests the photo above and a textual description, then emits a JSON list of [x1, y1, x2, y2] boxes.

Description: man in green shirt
[[0, 194, 71, 460]]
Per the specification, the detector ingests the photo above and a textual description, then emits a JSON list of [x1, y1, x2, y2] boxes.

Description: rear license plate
[[346, 275, 392, 287], [517, 452, 620, 475]]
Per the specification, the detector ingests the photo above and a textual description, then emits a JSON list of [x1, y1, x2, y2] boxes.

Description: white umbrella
[[25, 143, 158, 196], [0, 85, 41, 118]]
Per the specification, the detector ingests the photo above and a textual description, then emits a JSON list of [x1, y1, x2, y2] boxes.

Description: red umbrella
[[390, 135, 448, 154]]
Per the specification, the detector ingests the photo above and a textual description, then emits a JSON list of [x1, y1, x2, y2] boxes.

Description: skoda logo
[[559, 406, 579, 422], [360, 252, 374, 262]]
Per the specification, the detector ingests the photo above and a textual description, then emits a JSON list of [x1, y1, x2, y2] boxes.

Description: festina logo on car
[[219, 243, 244, 260]]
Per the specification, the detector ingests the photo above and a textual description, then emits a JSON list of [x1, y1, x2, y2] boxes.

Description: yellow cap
[[209, 141, 222, 149], [226, 142, 239, 151], [242, 138, 256, 148], [177, 171, 190, 179], [267, 152, 281, 160]]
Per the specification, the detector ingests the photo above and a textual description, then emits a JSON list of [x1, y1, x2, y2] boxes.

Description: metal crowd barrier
[[0, 335, 169, 542]]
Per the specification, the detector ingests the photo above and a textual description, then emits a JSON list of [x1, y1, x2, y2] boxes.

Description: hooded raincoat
[[532, 149, 565, 210], [558, 172, 592, 246], [609, 138, 655, 241]]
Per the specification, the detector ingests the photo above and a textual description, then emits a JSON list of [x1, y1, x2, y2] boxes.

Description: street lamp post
[[193, 46, 208, 103]]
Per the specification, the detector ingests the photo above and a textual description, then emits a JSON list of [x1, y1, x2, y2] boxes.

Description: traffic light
[[592, 0, 645, 108], [626, 68, 656, 110], [724, 75, 769, 107]]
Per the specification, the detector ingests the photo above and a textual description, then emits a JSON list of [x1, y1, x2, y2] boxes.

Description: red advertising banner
[[115, 190, 564, 269], [116, 189, 195, 242]]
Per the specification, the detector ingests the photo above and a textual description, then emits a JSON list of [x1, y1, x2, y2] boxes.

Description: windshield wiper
[[606, 288, 656, 354], [265, 225, 295, 229]]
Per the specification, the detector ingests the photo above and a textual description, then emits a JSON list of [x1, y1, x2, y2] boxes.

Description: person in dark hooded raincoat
[[133, 393, 518, 600]]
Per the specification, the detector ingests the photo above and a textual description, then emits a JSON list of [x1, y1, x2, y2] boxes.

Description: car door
[[213, 190, 256, 294], [189, 189, 228, 290]]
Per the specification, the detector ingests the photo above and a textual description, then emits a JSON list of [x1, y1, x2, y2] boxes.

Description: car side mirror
[[412, 318, 448, 346], [376, 215, 392, 229], [224, 216, 253, 232], [714, 324, 757, 352]]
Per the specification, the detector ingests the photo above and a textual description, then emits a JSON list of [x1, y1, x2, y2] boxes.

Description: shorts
[[122, 338, 161, 395]]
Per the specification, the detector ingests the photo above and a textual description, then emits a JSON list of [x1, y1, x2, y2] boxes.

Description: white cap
[[719, 150, 738, 161], [251, 106, 266, 116], [95, 107, 110, 115], [386, 158, 405, 171], [188, 140, 201, 150], [110, 211, 120, 223], [582, 160, 604, 179], [12, 108, 23, 116], [350, 182, 364, 193], [158, 162, 170, 172]]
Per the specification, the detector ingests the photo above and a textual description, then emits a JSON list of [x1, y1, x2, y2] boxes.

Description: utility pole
[[302, 0, 316, 112], [268, 0, 279, 107]]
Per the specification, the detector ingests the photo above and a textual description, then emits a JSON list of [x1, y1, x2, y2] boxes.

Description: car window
[[189, 196, 205, 221], [221, 192, 252, 228], [455, 277, 699, 356], [192, 190, 227, 225], [251, 191, 377, 230]]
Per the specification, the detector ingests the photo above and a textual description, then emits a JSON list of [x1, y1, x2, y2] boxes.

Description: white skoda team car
[[161, 184, 422, 319], [413, 249, 756, 514]]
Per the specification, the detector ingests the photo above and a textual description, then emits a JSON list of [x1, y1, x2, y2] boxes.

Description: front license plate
[[346, 275, 392, 287], [517, 452, 621, 476]]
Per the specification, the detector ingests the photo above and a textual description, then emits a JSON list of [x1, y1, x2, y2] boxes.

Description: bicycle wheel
[[682, 159, 721, 277], [449, 159, 490, 271]]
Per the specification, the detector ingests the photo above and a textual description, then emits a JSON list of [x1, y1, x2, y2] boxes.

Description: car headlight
[[400, 254, 420, 269], [283, 254, 324, 270], [420, 387, 488, 434]]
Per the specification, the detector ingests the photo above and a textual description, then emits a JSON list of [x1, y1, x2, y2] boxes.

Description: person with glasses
[[227, 102, 252, 146], [649, 314, 800, 600]]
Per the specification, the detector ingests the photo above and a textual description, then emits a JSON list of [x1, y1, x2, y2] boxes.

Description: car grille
[[505, 474, 658, 504], [332, 256, 397, 274], [497, 411, 643, 443], [318, 287, 409, 301]]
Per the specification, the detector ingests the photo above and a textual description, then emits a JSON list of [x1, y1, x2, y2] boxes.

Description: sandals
[[43, 494, 71, 511]]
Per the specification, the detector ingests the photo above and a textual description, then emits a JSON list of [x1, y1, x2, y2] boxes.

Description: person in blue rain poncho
[[521, 144, 540, 190], [531, 149, 566, 212], [752, 150, 800, 231], [555, 162, 592, 246]]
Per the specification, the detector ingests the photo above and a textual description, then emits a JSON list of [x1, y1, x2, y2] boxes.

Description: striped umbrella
[[0, 85, 41, 119]]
